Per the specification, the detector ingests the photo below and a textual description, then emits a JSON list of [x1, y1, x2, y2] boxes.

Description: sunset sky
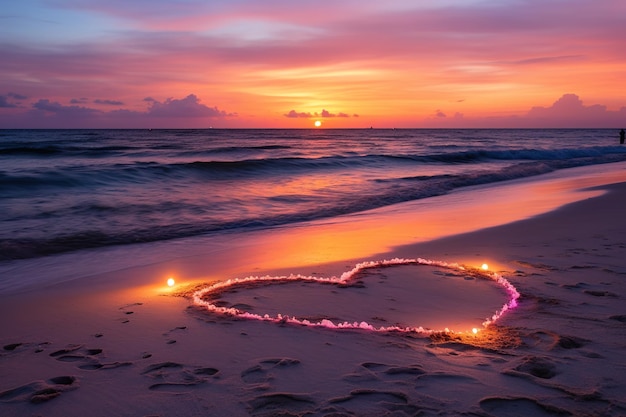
[[1, 0, 625, 128]]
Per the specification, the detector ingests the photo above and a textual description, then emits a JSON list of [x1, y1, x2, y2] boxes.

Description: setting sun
[[314, 120, 322, 127]]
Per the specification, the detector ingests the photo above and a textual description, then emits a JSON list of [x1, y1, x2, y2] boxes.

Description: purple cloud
[[528, 94, 607, 120], [284, 110, 313, 118], [146, 94, 235, 118], [0, 92, 27, 108], [285, 109, 355, 118], [320, 109, 350, 118], [0, 96, 17, 108], [94, 99, 124, 106], [0, 94, 236, 128], [32, 99, 102, 116], [8, 92, 27, 100], [520, 94, 626, 127], [427, 94, 626, 128]]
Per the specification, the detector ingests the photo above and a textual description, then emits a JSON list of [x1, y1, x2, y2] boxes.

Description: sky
[[1, 0, 625, 129]]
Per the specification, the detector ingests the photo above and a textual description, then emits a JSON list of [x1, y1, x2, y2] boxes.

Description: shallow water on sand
[[2, 161, 626, 295]]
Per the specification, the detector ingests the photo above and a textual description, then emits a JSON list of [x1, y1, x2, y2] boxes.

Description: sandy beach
[[2, 163, 626, 417]]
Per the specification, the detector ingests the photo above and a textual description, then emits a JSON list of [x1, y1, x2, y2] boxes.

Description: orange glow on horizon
[[1, 2, 624, 128]]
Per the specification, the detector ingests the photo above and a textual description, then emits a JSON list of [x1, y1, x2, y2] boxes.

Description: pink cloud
[[0, 93, 27, 108], [523, 94, 626, 128], [144, 94, 236, 118], [284, 110, 313, 118], [284, 109, 355, 119], [0, 96, 18, 109], [14, 1, 619, 76], [32, 99, 101, 117], [528, 94, 607, 119], [0, 94, 236, 128], [426, 94, 626, 128], [94, 99, 124, 106]]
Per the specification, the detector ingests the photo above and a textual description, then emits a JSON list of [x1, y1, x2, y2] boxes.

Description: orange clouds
[[1, 1, 625, 128]]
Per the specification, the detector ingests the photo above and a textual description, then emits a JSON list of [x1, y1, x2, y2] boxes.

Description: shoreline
[[2, 161, 626, 297], [1, 165, 626, 416]]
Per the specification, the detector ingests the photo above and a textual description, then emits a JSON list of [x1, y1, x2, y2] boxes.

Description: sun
[[314, 120, 322, 127]]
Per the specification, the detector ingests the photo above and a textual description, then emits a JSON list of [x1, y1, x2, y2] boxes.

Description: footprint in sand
[[327, 389, 420, 416], [50, 344, 131, 370], [340, 361, 478, 414], [3, 343, 23, 352], [342, 361, 426, 384], [240, 358, 301, 388], [141, 361, 219, 392], [247, 392, 316, 416], [507, 355, 559, 379], [521, 330, 587, 351], [118, 302, 143, 323], [0, 375, 78, 404], [480, 396, 571, 417], [583, 289, 618, 297], [513, 356, 558, 379], [162, 325, 187, 345], [2, 341, 51, 355], [513, 261, 559, 272]]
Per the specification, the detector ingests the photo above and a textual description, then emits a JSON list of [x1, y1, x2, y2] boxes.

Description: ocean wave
[[3, 129, 626, 261], [2, 145, 625, 193], [204, 144, 293, 154], [118, 145, 626, 178], [419, 145, 626, 163], [0, 146, 64, 156], [4, 154, 626, 261], [0, 143, 140, 158]]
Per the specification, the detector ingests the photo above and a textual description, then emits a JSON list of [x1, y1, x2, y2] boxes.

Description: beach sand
[[1, 164, 626, 416]]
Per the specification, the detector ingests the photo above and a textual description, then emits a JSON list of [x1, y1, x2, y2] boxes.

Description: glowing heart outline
[[192, 258, 520, 335]]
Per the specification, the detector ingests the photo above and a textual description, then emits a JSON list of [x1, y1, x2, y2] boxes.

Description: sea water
[[2, 128, 625, 263]]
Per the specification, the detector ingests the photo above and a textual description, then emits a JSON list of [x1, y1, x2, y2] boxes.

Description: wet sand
[[1, 164, 626, 416]]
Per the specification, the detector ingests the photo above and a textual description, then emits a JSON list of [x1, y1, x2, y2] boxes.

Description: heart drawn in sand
[[192, 258, 520, 335]]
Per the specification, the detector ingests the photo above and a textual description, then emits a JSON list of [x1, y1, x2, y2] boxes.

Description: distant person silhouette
[[621, 129, 625, 144]]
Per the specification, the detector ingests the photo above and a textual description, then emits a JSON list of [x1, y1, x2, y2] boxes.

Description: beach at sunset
[[2, 1, 626, 416], [2, 160, 626, 416]]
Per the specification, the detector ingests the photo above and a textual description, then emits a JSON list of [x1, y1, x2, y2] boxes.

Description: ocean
[[2, 128, 625, 262]]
